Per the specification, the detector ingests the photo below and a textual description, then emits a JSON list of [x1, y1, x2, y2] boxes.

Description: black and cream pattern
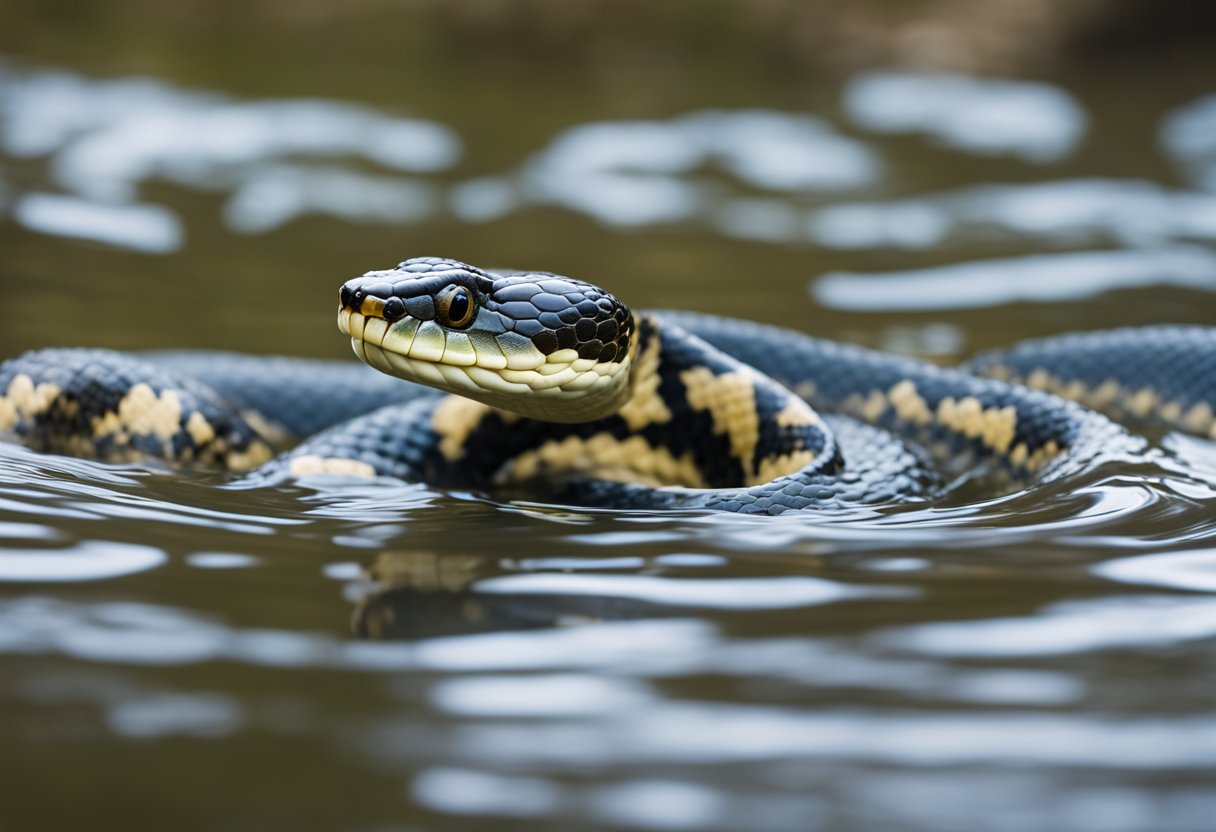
[[1, 256, 1212, 514]]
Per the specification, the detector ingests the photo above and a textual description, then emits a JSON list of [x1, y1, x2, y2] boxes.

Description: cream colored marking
[[288, 454, 376, 478], [936, 395, 1017, 454], [441, 332, 478, 367], [224, 441, 274, 472], [185, 411, 216, 445], [369, 550, 484, 592], [1183, 401, 1214, 434], [1088, 379, 1122, 409], [755, 450, 815, 485], [382, 318, 421, 356], [240, 410, 292, 448], [0, 395, 15, 431], [982, 364, 1011, 381], [467, 331, 507, 370], [361, 317, 387, 348], [888, 380, 932, 426], [6, 374, 61, 418], [431, 395, 494, 461], [775, 400, 820, 428], [681, 365, 760, 479], [505, 433, 706, 489], [1161, 400, 1183, 423], [860, 389, 890, 423], [982, 406, 1018, 453], [616, 330, 671, 431], [1061, 379, 1087, 402], [1127, 387, 1161, 420], [793, 380, 817, 401], [1025, 439, 1062, 471], [497, 336, 546, 371], [409, 321, 446, 362], [1026, 368, 1054, 392], [436, 362, 486, 395], [115, 384, 183, 441], [462, 365, 530, 395], [1009, 442, 1028, 466]]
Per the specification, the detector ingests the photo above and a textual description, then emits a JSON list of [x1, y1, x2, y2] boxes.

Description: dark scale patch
[[642, 319, 836, 485], [481, 271, 634, 362], [654, 311, 1135, 480], [0, 348, 271, 468], [499, 301, 542, 320], [556, 327, 578, 350], [539, 279, 578, 295], [494, 282, 541, 303], [248, 398, 445, 485], [514, 320, 545, 339], [750, 377, 838, 474], [574, 319, 597, 341], [428, 318, 839, 492], [532, 293, 568, 312], [532, 330, 559, 356], [965, 325, 1216, 432], [403, 296, 435, 320]]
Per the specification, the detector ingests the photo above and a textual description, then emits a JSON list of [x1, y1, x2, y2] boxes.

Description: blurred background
[[2, 2, 1216, 831], [3, 0, 1216, 358]]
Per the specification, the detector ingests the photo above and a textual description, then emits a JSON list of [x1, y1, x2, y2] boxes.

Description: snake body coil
[[1, 257, 1212, 514]]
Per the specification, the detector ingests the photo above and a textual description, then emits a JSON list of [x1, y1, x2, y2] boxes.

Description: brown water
[[3, 16, 1216, 832]]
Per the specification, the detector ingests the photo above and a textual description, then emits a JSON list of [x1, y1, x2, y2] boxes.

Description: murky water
[[2, 21, 1216, 832]]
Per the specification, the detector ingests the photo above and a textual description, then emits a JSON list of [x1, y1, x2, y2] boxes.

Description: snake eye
[[382, 297, 406, 322], [436, 285, 475, 328]]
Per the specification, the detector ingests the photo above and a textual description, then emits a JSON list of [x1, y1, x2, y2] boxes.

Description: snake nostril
[[383, 297, 407, 322]]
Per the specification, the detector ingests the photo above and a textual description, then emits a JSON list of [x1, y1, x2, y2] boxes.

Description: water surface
[[2, 30, 1216, 832]]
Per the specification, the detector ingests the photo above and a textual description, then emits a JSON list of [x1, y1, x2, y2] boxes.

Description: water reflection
[[814, 246, 1216, 311], [3, 45, 1216, 832], [1161, 93, 1216, 192], [0, 540, 165, 582], [806, 180, 1216, 250], [12, 192, 182, 252], [843, 72, 1087, 161]]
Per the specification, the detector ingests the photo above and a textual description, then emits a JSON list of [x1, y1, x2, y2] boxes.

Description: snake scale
[[1, 257, 1213, 514]]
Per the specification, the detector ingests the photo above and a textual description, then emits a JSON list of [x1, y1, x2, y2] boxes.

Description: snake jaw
[[338, 260, 640, 424]]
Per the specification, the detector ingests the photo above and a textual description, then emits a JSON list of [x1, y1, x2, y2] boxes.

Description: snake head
[[338, 257, 638, 422]]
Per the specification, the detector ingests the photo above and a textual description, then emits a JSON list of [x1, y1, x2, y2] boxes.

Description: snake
[[1, 256, 1213, 514]]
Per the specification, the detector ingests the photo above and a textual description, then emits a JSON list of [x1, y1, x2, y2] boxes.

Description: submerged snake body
[[0, 257, 1212, 513]]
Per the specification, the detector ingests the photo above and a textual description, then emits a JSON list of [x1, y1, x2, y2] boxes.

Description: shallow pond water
[[2, 22, 1216, 832]]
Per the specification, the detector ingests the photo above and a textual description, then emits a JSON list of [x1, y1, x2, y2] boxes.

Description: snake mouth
[[338, 306, 636, 422]]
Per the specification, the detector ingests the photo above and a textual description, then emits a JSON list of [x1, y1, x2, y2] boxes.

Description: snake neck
[[423, 313, 839, 490]]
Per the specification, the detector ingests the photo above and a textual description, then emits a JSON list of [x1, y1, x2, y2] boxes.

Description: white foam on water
[[0, 540, 166, 583], [14, 192, 183, 253], [1160, 92, 1216, 192], [814, 246, 1216, 311], [844, 72, 1087, 162]]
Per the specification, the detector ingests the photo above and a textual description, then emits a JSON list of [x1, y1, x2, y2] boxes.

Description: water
[[2, 21, 1216, 831]]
